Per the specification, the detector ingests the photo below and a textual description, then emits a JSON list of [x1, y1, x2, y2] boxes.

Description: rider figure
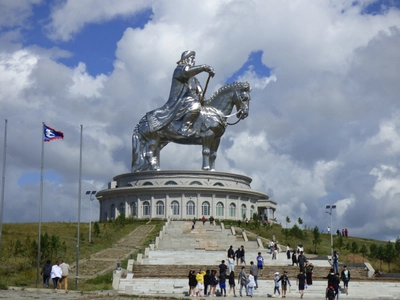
[[146, 50, 215, 136]]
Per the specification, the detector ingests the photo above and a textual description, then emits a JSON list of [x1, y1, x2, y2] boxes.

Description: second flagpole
[[76, 125, 83, 289]]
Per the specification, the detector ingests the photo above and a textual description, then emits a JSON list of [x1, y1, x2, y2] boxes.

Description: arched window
[[165, 181, 178, 185], [156, 201, 164, 216], [143, 201, 150, 216], [229, 203, 236, 217], [213, 182, 224, 186], [202, 201, 210, 216], [130, 202, 137, 217], [143, 181, 153, 186], [171, 201, 180, 216], [216, 202, 224, 217], [241, 204, 246, 219], [186, 201, 195, 216], [110, 204, 115, 219], [119, 203, 125, 215], [250, 205, 255, 218], [190, 181, 202, 185]]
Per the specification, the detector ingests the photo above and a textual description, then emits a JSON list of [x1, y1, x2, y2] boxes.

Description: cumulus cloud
[[46, 0, 151, 41], [1, 0, 400, 241], [0, 0, 40, 29]]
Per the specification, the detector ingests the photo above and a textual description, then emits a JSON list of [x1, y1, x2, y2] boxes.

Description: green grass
[[0, 218, 164, 290]]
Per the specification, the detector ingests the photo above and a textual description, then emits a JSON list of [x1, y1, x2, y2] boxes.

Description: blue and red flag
[[43, 124, 64, 142]]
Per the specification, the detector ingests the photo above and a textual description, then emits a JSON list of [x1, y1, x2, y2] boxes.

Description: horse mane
[[207, 82, 250, 102]]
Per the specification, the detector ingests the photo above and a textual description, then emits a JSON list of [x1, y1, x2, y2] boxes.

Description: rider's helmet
[[177, 50, 195, 64]]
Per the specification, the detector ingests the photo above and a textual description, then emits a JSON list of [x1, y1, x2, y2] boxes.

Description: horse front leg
[[154, 147, 161, 170], [202, 131, 214, 170], [209, 138, 220, 171], [202, 146, 210, 170]]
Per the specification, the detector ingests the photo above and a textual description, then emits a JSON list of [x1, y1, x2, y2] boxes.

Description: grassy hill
[[235, 219, 399, 273], [0, 217, 398, 290], [0, 216, 164, 289]]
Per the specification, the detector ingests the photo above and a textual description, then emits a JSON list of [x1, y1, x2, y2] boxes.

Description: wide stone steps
[[115, 221, 400, 299], [155, 221, 260, 252], [132, 264, 339, 280]]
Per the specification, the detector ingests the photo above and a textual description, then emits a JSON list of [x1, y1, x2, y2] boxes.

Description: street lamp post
[[326, 205, 336, 257], [86, 191, 96, 243]]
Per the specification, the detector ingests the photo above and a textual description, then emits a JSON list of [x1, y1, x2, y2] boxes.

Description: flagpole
[[36, 122, 45, 287], [0, 119, 8, 255], [76, 125, 83, 290]]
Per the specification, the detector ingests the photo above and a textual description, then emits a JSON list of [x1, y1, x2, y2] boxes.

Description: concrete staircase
[[152, 220, 259, 251], [115, 221, 400, 299], [70, 224, 155, 278], [131, 264, 332, 280]]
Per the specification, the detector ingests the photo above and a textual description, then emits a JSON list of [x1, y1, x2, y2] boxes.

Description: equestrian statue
[[132, 50, 252, 172]]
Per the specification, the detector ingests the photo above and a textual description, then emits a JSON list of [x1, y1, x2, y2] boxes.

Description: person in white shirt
[[269, 241, 274, 255], [247, 270, 256, 297], [228, 254, 235, 273], [50, 261, 62, 290]]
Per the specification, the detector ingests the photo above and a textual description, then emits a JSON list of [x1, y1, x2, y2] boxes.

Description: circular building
[[96, 170, 276, 222]]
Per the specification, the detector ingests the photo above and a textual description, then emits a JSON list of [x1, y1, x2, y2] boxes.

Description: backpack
[[326, 286, 335, 299]]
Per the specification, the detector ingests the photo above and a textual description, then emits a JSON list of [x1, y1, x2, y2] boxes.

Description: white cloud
[[47, 0, 152, 41], [0, 0, 40, 29], [68, 62, 107, 98], [1, 0, 400, 240], [237, 66, 277, 90]]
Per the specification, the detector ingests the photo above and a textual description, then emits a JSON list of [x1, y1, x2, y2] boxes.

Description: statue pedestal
[[96, 170, 276, 221]]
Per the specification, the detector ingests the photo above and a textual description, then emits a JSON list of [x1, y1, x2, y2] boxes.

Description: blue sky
[[1, 0, 400, 241]]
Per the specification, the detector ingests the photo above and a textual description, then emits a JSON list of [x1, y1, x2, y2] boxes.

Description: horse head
[[233, 82, 251, 120]]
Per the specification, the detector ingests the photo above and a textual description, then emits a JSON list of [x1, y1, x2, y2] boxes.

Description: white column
[[165, 194, 169, 219], [151, 195, 155, 218], [138, 197, 142, 219]]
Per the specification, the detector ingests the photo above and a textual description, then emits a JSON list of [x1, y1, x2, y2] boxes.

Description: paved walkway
[[2, 283, 399, 300]]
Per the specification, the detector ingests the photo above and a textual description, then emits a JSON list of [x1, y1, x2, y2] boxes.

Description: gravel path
[[0, 288, 176, 300], [0, 288, 378, 300]]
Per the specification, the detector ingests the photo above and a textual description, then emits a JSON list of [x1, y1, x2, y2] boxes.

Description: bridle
[[226, 91, 248, 126]]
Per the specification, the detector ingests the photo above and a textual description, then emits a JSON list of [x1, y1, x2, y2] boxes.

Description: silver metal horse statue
[[131, 82, 251, 172]]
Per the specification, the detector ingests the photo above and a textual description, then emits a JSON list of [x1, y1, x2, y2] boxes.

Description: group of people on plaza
[[188, 243, 351, 299], [40, 259, 71, 290], [227, 245, 247, 266], [326, 265, 351, 299]]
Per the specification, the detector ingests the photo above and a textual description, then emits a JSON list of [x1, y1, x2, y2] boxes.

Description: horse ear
[[244, 82, 251, 92]]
